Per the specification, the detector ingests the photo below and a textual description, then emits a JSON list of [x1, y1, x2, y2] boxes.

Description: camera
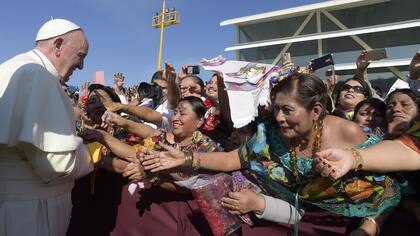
[[137, 82, 163, 100], [187, 65, 200, 75]]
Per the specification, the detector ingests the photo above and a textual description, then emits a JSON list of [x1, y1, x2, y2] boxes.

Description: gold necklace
[[289, 118, 323, 181]]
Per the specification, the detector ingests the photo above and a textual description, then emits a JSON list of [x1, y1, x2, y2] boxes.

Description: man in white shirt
[[139, 71, 173, 130], [0, 19, 93, 236]]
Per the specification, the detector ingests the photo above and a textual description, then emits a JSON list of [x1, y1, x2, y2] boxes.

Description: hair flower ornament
[[269, 66, 308, 85]]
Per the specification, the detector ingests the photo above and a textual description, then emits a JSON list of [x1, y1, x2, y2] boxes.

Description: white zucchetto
[[35, 18, 81, 41]]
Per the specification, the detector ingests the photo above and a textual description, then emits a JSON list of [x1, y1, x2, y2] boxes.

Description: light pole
[[152, 0, 180, 70]]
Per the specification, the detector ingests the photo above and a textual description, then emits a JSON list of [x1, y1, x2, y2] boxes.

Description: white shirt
[[139, 98, 173, 131]]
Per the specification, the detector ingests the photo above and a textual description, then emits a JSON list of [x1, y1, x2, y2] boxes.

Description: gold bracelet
[[350, 148, 363, 171], [184, 151, 193, 168]]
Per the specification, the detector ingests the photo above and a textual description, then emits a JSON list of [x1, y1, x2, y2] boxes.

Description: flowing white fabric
[[201, 57, 274, 128], [0, 49, 93, 236]]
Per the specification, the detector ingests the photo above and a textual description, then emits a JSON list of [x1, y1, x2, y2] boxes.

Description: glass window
[[238, 14, 317, 43], [328, 0, 420, 28], [239, 40, 318, 65]]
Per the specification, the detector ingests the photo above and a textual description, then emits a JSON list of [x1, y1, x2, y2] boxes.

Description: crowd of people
[[0, 18, 419, 236]]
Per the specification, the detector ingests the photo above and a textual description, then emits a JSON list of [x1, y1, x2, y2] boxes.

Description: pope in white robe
[[0, 19, 93, 236]]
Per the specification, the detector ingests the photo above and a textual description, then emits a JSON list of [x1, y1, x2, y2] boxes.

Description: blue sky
[[0, 0, 323, 86]]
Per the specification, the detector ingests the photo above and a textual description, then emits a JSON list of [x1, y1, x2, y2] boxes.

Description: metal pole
[[157, 0, 166, 70]]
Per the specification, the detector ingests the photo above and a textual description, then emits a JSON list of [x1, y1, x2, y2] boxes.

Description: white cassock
[[0, 49, 93, 236]]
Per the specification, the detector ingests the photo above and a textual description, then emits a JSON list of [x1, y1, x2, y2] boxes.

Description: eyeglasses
[[341, 84, 365, 94]]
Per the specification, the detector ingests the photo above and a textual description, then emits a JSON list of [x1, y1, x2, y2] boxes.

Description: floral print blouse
[[238, 123, 400, 217]]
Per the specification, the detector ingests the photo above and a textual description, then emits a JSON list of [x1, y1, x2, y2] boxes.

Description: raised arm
[[166, 62, 181, 109], [216, 73, 233, 127], [355, 50, 381, 99]]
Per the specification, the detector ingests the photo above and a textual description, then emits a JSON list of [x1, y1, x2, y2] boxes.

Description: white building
[[221, 0, 420, 90]]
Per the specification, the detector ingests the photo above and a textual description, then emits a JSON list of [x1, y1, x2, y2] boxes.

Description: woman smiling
[[141, 73, 400, 235]]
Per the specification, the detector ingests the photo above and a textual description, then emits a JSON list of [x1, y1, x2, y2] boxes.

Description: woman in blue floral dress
[[142, 73, 400, 235]]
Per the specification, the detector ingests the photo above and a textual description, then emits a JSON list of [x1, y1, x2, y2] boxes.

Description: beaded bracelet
[[350, 148, 364, 171]]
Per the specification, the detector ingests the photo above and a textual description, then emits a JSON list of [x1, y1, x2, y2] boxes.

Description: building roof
[[220, 0, 389, 26]]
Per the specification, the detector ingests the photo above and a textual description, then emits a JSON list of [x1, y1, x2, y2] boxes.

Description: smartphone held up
[[310, 54, 335, 79], [365, 48, 388, 61]]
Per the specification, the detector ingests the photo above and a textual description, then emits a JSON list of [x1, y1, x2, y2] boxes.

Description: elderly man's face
[[59, 30, 89, 83]]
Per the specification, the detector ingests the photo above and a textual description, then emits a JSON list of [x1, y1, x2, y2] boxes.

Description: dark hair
[[151, 70, 164, 83], [353, 98, 386, 121], [183, 75, 205, 95], [88, 84, 121, 103], [271, 73, 329, 115], [178, 96, 206, 118], [386, 89, 420, 111]]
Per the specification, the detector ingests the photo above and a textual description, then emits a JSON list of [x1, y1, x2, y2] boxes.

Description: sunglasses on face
[[342, 84, 365, 94]]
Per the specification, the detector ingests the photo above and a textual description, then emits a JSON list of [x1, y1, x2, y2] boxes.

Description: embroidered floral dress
[[134, 130, 219, 156], [238, 123, 400, 217]]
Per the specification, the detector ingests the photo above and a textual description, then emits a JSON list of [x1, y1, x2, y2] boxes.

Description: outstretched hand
[[409, 51, 420, 80], [314, 148, 355, 180], [122, 162, 146, 180], [140, 142, 186, 172], [101, 111, 126, 127], [114, 72, 125, 82], [95, 90, 122, 112]]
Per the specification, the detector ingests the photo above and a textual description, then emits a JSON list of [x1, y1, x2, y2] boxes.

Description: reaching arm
[[141, 143, 242, 173], [193, 150, 242, 172], [121, 118, 161, 138], [99, 156, 131, 174], [120, 104, 163, 126], [315, 139, 420, 179], [98, 130, 137, 161], [104, 112, 161, 138], [358, 140, 420, 172], [96, 90, 163, 126], [80, 128, 138, 162]]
